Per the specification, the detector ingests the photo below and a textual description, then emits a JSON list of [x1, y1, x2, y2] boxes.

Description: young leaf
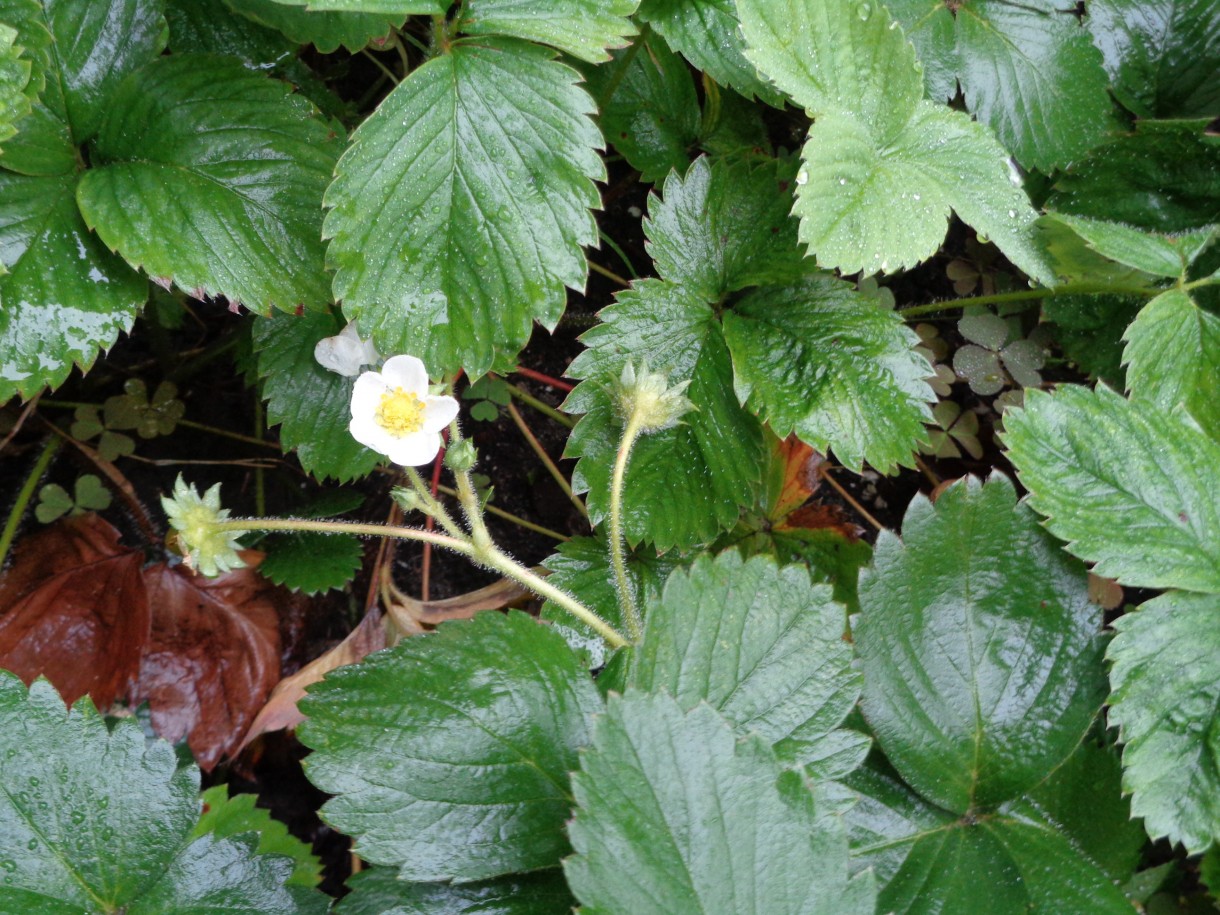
[[565, 692, 877, 915], [252, 311, 382, 483], [325, 37, 603, 377], [77, 54, 339, 314], [722, 277, 934, 472], [299, 611, 603, 882], [1046, 213, 1216, 278], [1108, 591, 1220, 853], [1123, 287, 1220, 439], [194, 785, 323, 888], [1002, 385, 1220, 593], [457, 0, 639, 64], [0, 674, 309, 912], [855, 474, 1107, 813], [628, 552, 865, 772], [335, 867, 575, 915], [226, 0, 405, 53], [0, 23, 32, 152], [259, 530, 364, 595]]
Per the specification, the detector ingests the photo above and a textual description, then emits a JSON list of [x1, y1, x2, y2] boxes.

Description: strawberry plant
[[0, 0, 1217, 911]]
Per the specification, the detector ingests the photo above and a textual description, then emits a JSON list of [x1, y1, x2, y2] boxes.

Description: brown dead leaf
[[389, 576, 532, 629], [132, 550, 281, 771], [768, 436, 822, 522], [240, 607, 387, 750], [0, 514, 149, 707], [780, 503, 865, 542]]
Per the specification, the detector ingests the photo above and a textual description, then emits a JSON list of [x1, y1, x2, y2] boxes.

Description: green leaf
[[565, 692, 877, 915], [299, 611, 603, 882], [458, 0, 638, 64], [1124, 288, 1220, 440], [0, 674, 308, 912], [1046, 213, 1216, 278], [34, 482, 73, 523], [1109, 591, 1220, 852], [0, 22, 32, 152], [226, 0, 404, 52], [564, 280, 764, 550], [0, 171, 147, 402], [722, 277, 934, 472], [72, 474, 111, 511], [252, 311, 382, 483], [1048, 122, 1220, 232], [325, 37, 603, 377], [644, 155, 810, 300], [259, 530, 364, 595], [855, 474, 1107, 812], [1001, 384, 1220, 593], [885, 0, 958, 101], [637, 0, 782, 104], [193, 785, 322, 888], [844, 763, 1134, 915], [581, 33, 698, 183], [77, 54, 338, 314], [1087, 0, 1220, 119], [1041, 293, 1143, 384], [628, 552, 865, 772], [954, 0, 1112, 172], [336, 867, 575, 915]]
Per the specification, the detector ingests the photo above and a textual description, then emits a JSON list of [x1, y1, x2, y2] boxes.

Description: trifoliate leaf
[[325, 37, 603, 377], [458, 0, 639, 64], [0, 172, 147, 402], [0, 674, 310, 912], [1046, 213, 1216, 278], [252, 311, 382, 483], [855, 475, 1107, 813], [336, 867, 576, 915], [259, 530, 364, 595], [1002, 384, 1220, 593], [628, 552, 864, 772], [34, 483, 74, 523], [0, 23, 32, 152], [644, 155, 810, 299], [193, 785, 323, 888], [564, 280, 764, 550], [844, 762, 1134, 915], [226, 0, 404, 52], [1123, 288, 1220, 439], [299, 611, 603, 882], [565, 692, 877, 915], [954, 0, 1112, 172], [722, 278, 934, 472], [1087, 0, 1220, 119], [77, 54, 339, 314], [1109, 591, 1220, 852], [637, 0, 783, 104], [884, 0, 958, 101]]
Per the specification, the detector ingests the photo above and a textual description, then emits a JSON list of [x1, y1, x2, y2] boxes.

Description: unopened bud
[[617, 361, 695, 434], [445, 439, 478, 473]]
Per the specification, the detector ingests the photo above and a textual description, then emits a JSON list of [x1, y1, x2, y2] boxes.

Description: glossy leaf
[[637, 0, 782, 104], [193, 785, 323, 888], [565, 692, 877, 915], [1108, 591, 1220, 852], [1087, 0, 1220, 119], [628, 552, 865, 772], [459, 0, 639, 64], [722, 277, 934, 472], [299, 611, 603, 882], [0, 674, 307, 912], [336, 867, 575, 915], [260, 530, 364, 595], [1040, 292, 1143, 384], [1123, 288, 1220, 440], [564, 280, 764, 550], [844, 762, 1134, 915], [1002, 384, 1220, 593], [227, 0, 404, 52], [737, 0, 1051, 282], [252, 311, 382, 483], [77, 54, 338, 314], [885, 0, 957, 101], [1046, 213, 1215, 278], [0, 171, 147, 401], [0, 22, 31, 151], [855, 474, 1107, 812], [954, 0, 1112, 172], [325, 37, 603, 377]]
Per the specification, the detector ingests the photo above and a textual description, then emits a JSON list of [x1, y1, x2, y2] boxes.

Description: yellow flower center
[[376, 387, 426, 436]]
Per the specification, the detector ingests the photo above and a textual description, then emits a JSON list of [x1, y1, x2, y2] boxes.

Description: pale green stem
[[898, 281, 1164, 318], [404, 467, 465, 539], [435, 483, 568, 542], [505, 384, 574, 429], [505, 401, 589, 521], [448, 419, 494, 550], [0, 438, 59, 569], [609, 411, 645, 643]]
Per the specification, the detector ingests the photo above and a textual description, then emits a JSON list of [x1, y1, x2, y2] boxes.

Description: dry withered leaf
[[780, 503, 865, 542], [768, 435, 822, 522], [132, 550, 281, 771], [0, 514, 149, 707]]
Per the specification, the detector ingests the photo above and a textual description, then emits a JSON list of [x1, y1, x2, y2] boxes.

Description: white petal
[[386, 431, 442, 467], [421, 395, 460, 433], [379, 355, 428, 394], [350, 372, 388, 419], [315, 334, 365, 376], [348, 414, 391, 454]]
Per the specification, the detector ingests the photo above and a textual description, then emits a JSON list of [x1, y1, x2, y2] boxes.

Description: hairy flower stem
[[0, 437, 59, 569], [898, 281, 1164, 318], [610, 411, 646, 643]]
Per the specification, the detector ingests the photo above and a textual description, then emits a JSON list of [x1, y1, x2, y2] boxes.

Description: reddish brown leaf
[[0, 514, 149, 707], [241, 607, 387, 750], [767, 435, 822, 522], [780, 503, 865, 542], [132, 551, 281, 771]]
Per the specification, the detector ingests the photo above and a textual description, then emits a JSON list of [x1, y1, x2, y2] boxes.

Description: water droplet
[[70, 811, 85, 825], [857, 2, 871, 19], [1007, 209, 1016, 218], [28, 777, 38, 788], [838, 178, 847, 185], [795, 169, 809, 186], [26, 839, 36, 851], [1, 860, 15, 872], [913, 193, 921, 201], [98, 798, 109, 810]]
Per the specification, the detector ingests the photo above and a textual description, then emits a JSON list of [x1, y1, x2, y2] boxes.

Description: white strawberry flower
[[349, 355, 459, 466], [315, 321, 379, 377]]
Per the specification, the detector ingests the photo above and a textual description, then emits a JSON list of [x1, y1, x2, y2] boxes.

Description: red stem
[[514, 365, 574, 393]]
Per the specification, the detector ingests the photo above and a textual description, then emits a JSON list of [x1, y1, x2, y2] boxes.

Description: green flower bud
[[390, 485, 422, 513], [160, 475, 245, 577], [445, 439, 478, 473], [617, 361, 695, 433]]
